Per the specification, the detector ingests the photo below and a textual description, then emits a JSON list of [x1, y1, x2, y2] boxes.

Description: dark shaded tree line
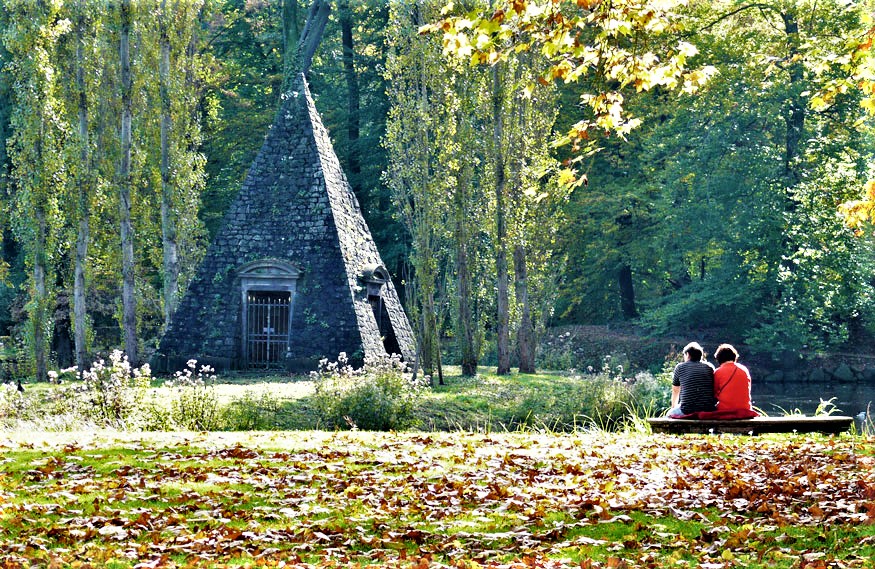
[[1, 0, 873, 383]]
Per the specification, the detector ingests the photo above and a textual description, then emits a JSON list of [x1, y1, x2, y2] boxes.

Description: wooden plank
[[647, 415, 854, 435]]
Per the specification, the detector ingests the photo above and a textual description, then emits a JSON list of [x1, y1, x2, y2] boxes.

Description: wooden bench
[[647, 415, 854, 435]]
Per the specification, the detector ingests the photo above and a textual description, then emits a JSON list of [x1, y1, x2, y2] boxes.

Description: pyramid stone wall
[[156, 75, 414, 372]]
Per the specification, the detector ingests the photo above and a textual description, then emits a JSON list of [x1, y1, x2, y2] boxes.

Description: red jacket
[[714, 361, 752, 411]]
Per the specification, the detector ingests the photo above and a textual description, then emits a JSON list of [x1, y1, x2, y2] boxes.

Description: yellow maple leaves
[[839, 179, 875, 233]]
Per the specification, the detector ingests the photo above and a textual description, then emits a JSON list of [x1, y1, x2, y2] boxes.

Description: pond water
[[753, 380, 875, 429]]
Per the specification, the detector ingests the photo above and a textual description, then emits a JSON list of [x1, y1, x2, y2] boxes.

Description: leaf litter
[[0, 432, 873, 568]]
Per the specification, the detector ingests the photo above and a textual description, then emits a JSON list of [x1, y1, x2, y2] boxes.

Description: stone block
[[832, 363, 856, 382], [808, 368, 827, 383]]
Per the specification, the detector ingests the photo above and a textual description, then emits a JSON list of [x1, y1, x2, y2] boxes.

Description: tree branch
[[692, 3, 783, 35]]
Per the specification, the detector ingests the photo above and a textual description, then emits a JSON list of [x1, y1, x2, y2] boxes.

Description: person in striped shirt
[[667, 342, 717, 417]]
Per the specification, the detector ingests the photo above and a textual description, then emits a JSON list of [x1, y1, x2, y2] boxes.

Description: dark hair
[[715, 343, 739, 364], [682, 341, 705, 362]]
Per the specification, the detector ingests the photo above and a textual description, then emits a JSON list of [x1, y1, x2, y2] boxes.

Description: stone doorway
[[245, 291, 291, 366], [238, 259, 301, 368]]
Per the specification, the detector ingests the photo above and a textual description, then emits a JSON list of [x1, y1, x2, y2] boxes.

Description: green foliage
[[200, 0, 284, 238], [386, 0, 565, 375], [555, 0, 875, 357], [165, 359, 221, 431], [512, 358, 671, 431], [430, 0, 717, 179], [0, 335, 31, 382], [311, 352, 427, 431], [221, 388, 285, 431], [537, 326, 677, 374], [66, 350, 150, 428], [0, 0, 873, 381], [416, 363, 672, 433]]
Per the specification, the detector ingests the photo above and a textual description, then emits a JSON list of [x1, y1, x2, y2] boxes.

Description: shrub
[[311, 352, 427, 431], [511, 375, 627, 431], [626, 369, 673, 414], [223, 389, 284, 430], [505, 355, 674, 432], [166, 360, 221, 431], [0, 382, 31, 427], [66, 350, 151, 428]]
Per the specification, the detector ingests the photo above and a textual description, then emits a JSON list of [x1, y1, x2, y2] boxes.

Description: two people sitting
[[667, 341, 755, 418]]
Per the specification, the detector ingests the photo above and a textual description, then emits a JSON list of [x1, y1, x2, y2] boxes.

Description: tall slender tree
[[491, 63, 511, 375], [385, 1, 455, 380], [119, 0, 138, 365], [2, 0, 69, 381], [72, 0, 96, 370], [338, 0, 362, 194], [159, 0, 178, 329], [451, 89, 482, 376]]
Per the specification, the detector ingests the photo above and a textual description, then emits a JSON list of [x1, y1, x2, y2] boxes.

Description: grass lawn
[[0, 430, 873, 568]]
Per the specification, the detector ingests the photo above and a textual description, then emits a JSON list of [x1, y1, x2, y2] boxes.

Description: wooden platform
[[647, 415, 854, 435]]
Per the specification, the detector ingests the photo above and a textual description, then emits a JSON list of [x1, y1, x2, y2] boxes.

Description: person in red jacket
[[713, 343, 753, 411]]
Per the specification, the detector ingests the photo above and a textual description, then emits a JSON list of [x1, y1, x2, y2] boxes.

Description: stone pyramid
[[156, 73, 415, 372]]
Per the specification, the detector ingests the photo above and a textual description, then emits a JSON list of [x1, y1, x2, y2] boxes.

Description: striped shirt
[[672, 360, 717, 414]]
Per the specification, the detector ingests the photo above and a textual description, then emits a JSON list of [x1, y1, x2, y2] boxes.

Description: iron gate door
[[246, 291, 291, 367]]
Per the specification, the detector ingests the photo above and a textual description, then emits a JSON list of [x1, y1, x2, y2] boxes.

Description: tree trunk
[[339, 0, 361, 193], [618, 263, 638, 319], [282, 0, 300, 88], [454, 108, 478, 377], [421, 290, 441, 383], [297, 0, 330, 75], [159, 0, 179, 330], [777, 7, 806, 283], [52, 292, 73, 368], [492, 64, 510, 375], [457, 243, 478, 376], [456, 216, 478, 376], [74, 10, 90, 370], [120, 0, 138, 365], [781, 8, 804, 185], [514, 244, 535, 373], [33, 205, 48, 383]]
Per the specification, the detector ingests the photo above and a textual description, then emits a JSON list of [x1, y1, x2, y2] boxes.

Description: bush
[[311, 352, 427, 431], [0, 383, 31, 427], [506, 356, 674, 432], [166, 360, 221, 431], [66, 350, 150, 428], [626, 367, 673, 415], [222, 389, 284, 430]]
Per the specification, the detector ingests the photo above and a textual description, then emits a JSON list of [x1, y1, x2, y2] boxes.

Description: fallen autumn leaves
[[0, 431, 873, 568]]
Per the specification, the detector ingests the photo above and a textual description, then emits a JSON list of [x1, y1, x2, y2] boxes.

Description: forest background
[[0, 0, 874, 383]]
